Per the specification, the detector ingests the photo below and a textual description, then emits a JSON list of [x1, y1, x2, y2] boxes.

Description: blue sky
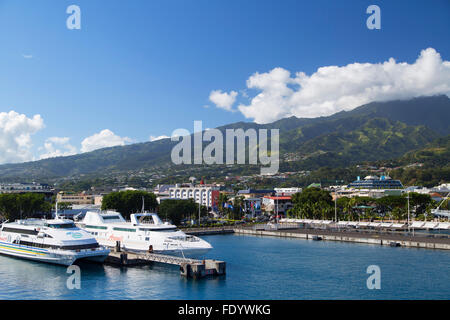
[[0, 0, 449, 163]]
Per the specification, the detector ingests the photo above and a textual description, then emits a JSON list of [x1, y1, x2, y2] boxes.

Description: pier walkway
[[105, 248, 226, 279], [181, 224, 450, 250], [233, 226, 450, 250]]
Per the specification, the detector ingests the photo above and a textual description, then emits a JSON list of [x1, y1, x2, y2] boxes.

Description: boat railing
[[168, 235, 200, 242]]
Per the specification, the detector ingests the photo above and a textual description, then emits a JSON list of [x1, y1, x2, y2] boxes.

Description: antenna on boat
[[55, 200, 60, 220]]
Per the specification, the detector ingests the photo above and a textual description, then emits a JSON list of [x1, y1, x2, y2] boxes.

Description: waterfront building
[[56, 191, 94, 205], [153, 184, 175, 196], [262, 195, 293, 214], [274, 187, 302, 195], [243, 198, 262, 216], [237, 189, 275, 199], [347, 175, 403, 189], [169, 185, 220, 208], [0, 182, 52, 193], [94, 195, 104, 206]]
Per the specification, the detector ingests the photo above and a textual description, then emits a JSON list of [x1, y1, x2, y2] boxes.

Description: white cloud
[[0, 111, 45, 164], [81, 129, 132, 153], [39, 137, 77, 159], [149, 135, 170, 142], [209, 90, 238, 111], [22, 54, 33, 59], [234, 48, 450, 123]]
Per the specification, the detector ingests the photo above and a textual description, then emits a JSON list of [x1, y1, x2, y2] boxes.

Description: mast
[[335, 192, 337, 223], [407, 191, 410, 233], [55, 200, 59, 220]]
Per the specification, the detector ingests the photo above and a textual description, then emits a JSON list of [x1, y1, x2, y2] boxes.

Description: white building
[[274, 187, 302, 195], [169, 186, 220, 208], [0, 183, 52, 194]]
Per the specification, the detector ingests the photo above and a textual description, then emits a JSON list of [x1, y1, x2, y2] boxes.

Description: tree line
[[101, 190, 207, 224], [287, 187, 438, 221], [0, 193, 52, 221]]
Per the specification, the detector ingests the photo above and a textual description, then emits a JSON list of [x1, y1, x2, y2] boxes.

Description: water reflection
[[0, 234, 449, 299]]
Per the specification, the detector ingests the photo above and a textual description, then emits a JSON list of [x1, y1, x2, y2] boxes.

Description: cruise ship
[[0, 218, 110, 266], [78, 211, 212, 257], [347, 175, 403, 189]]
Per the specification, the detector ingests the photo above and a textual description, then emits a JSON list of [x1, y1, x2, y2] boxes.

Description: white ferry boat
[[0, 218, 110, 266], [78, 211, 212, 257]]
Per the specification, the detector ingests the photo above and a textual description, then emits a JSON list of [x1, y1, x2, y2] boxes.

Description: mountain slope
[[0, 95, 449, 181]]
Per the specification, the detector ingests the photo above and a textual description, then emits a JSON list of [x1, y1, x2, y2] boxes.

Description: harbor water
[[0, 234, 449, 300]]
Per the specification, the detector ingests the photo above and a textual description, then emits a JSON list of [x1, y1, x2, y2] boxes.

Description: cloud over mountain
[[150, 135, 170, 142], [39, 137, 77, 159], [0, 111, 44, 164], [81, 129, 132, 153], [209, 90, 238, 111], [234, 48, 450, 123]]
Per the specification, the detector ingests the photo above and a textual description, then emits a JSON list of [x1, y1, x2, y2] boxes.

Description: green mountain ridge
[[0, 95, 449, 182]]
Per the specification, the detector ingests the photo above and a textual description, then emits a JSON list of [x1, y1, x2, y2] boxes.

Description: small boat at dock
[[0, 218, 110, 266]]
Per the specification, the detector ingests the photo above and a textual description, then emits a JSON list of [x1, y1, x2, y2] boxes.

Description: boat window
[[138, 216, 155, 224], [103, 216, 121, 220], [113, 227, 136, 232], [86, 225, 107, 230], [139, 228, 178, 232], [48, 223, 76, 229], [1, 227, 38, 235], [18, 240, 99, 250]]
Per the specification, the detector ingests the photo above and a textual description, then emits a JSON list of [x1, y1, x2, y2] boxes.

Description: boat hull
[[0, 241, 110, 266]]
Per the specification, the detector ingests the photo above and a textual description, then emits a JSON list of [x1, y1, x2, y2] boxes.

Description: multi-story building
[[274, 187, 302, 195], [169, 185, 220, 208], [56, 192, 94, 205], [243, 198, 262, 216], [153, 184, 175, 197], [0, 183, 51, 193], [0, 183, 54, 199], [262, 196, 293, 214], [237, 189, 275, 199]]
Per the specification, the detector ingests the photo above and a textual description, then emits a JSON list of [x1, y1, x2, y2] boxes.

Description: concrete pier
[[183, 227, 235, 236], [233, 227, 450, 250], [104, 249, 226, 279]]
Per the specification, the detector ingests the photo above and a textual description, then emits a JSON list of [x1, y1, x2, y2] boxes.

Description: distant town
[[1, 171, 448, 224]]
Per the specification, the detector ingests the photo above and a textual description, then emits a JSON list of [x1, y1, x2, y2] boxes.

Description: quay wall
[[233, 228, 450, 250]]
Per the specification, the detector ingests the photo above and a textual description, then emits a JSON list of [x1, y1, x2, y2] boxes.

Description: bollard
[[180, 263, 191, 277], [120, 253, 128, 265]]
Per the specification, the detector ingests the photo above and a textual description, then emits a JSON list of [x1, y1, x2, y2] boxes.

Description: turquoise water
[[0, 234, 449, 300]]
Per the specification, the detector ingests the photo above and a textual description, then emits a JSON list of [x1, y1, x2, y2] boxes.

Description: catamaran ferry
[[78, 211, 212, 257], [0, 218, 110, 266]]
